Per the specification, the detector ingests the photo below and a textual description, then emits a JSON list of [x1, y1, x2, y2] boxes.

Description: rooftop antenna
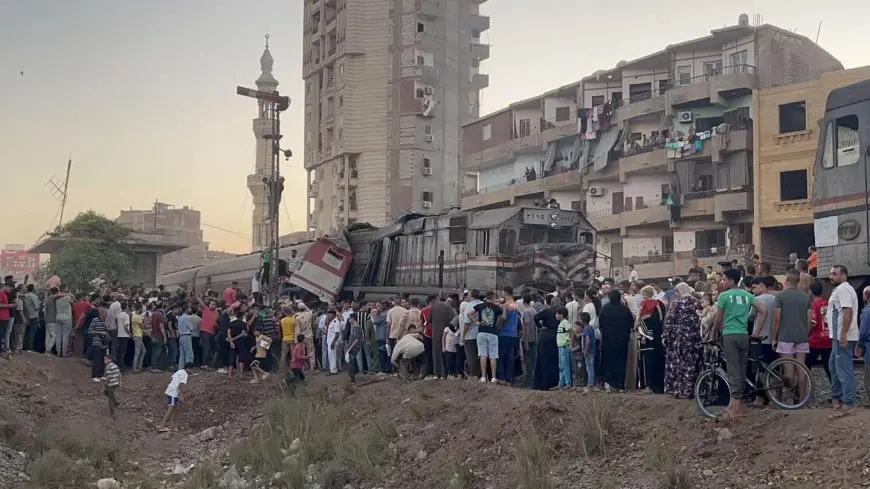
[[815, 21, 823, 43]]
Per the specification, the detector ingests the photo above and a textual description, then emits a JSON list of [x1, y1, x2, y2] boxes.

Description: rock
[[197, 426, 221, 442], [703, 469, 714, 477], [282, 454, 299, 466], [717, 428, 734, 443], [219, 465, 247, 489], [343, 485, 354, 489], [172, 463, 190, 475], [272, 472, 284, 481], [96, 478, 122, 489], [416, 449, 427, 461], [287, 437, 301, 454]]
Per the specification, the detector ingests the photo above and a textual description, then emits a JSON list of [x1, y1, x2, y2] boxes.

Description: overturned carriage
[[343, 206, 597, 299]]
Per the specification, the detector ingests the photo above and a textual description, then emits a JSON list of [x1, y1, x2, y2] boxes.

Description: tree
[[39, 211, 134, 290]]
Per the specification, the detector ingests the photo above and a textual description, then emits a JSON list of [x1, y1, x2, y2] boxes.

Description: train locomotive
[[811, 78, 870, 289], [158, 205, 598, 301]]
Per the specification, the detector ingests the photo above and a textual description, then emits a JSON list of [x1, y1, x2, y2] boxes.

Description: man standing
[[294, 304, 315, 370], [177, 307, 195, 370], [496, 287, 520, 385], [42, 288, 58, 354], [326, 310, 342, 375], [628, 265, 639, 284], [386, 298, 408, 351], [827, 265, 859, 418], [105, 294, 122, 361], [430, 293, 454, 380], [23, 285, 40, 352], [462, 290, 483, 379], [715, 268, 767, 420], [53, 287, 74, 358], [470, 291, 503, 383], [520, 293, 537, 387]]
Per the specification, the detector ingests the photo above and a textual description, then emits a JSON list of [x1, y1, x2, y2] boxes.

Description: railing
[[623, 246, 729, 267], [585, 200, 668, 219], [509, 115, 576, 139], [478, 166, 579, 194], [611, 138, 667, 160], [674, 64, 756, 87]]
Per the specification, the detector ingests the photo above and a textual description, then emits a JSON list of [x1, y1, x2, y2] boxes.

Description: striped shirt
[[104, 362, 121, 386], [89, 319, 107, 349], [259, 316, 279, 341]]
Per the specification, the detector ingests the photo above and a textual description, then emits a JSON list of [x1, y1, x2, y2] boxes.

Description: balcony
[[461, 169, 584, 210], [588, 192, 716, 233], [614, 88, 668, 123], [612, 143, 668, 181], [336, 169, 359, 187], [471, 43, 490, 61], [667, 127, 753, 162], [623, 248, 729, 280], [668, 65, 757, 108], [470, 73, 489, 90], [464, 116, 580, 171], [469, 14, 490, 34], [714, 189, 752, 222], [308, 182, 319, 195]]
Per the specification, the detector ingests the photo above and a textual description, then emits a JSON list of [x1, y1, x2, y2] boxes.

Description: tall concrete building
[[461, 15, 843, 280], [302, 0, 490, 234], [247, 39, 280, 251]]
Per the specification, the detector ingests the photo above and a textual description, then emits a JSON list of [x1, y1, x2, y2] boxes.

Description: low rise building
[[461, 14, 843, 280], [752, 66, 870, 271]]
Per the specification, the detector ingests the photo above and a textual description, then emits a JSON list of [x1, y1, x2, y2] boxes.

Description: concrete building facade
[[752, 66, 870, 271], [303, 0, 490, 235], [461, 15, 843, 280]]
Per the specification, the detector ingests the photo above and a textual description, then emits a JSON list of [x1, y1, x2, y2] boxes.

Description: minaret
[[247, 34, 279, 252]]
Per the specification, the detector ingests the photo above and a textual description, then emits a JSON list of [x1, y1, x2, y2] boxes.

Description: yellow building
[[753, 67, 870, 268]]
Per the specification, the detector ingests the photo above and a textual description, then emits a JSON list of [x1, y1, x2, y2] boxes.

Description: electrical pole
[[58, 158, 72, 226], [237, 86, 290, 304]]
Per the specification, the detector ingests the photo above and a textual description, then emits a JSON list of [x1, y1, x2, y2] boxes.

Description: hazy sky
[[1, 1, 867, 254]]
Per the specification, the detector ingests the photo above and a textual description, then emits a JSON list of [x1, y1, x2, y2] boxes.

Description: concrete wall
[[755, 26, 844, 89], [624, 236, 664, 258]]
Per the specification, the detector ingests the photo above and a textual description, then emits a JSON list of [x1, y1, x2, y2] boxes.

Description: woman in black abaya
[[599, 289, 633, 392], [532, 295, 560, 390]]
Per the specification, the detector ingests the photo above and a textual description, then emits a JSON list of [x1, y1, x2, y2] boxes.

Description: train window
[[498, 229, 517, 255], [822, 115, 861, 169], [448, 216, 468, 243], [474, 230, 489, 255], [548, 228, 575, 243], [323, 247, 344, 269]]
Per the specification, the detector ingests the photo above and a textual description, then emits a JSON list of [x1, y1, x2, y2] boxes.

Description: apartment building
[[302, 0, 490, 235], [752, 66, 870, 269], [460, 14, 843, 280]]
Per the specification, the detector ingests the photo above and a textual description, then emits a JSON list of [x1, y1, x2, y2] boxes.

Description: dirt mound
[[1, 354, 868, 489]]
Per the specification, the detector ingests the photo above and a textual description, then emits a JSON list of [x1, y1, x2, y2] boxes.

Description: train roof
[[827, 79, 870, 111]]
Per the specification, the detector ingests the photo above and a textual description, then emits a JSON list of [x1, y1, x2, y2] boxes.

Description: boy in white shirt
[[157, 365, 190, 432]]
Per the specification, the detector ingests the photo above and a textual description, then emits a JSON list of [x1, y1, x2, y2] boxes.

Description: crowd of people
[[0, 243, 866, 425]]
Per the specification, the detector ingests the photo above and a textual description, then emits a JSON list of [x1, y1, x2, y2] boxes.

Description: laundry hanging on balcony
[[590, 126, 621, 172]]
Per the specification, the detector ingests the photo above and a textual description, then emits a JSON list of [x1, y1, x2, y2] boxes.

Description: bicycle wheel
[[764, 358, 813, 410], [694, 369, 732, 419]]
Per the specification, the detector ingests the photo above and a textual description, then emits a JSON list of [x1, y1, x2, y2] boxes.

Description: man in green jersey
[[715, 268, 767, 419]]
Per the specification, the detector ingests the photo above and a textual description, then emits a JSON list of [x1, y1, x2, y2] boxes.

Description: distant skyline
[[2, 1, 868, 254]]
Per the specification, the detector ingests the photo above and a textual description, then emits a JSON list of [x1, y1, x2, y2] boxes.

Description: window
[[778, 101, 807, 133], [703, 61, 722, 77], [417, 22, 425, 33], [555, 107, 570, 122], [822, 115, 861, 169], [611, 92, 622, 105], [571, 200, 585, 212], [422, 157, 431, 168], [658, 79, 670, 93], [629, 83, 652, 101], [677, 66, 692, 86], [339, 64, 345, 74], [661, 184, 671, 202], [636, 196, 644, 209], [591, 95, 605, 107], [779, 169, 808, 201], [498, 229, 517, 255], [662, 236, 674, 255], [624, 196, 633, 212], [417, 55, 425, 65], [729, 50, 747, 68], [482, 123, 492, 141], [424, 124, 432, 135], [323, 247, 343, 269], [518, 119, 531, 137], [548, 228, 576, 243], [475, 230, 489, 255], [448, 216, 468, 243], [422, 190, 433, 202], [472, 29, 480, 37], [416, 87, 424, 98]]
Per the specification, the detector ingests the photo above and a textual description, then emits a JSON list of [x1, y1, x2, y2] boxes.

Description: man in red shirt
[[150, 307, 167, 372], [420, 295, 436, 378], [71, 294, 91, 356], [808, 281, 832, 383], [198, 298, 219, 369], [0, 283, 14, 356]]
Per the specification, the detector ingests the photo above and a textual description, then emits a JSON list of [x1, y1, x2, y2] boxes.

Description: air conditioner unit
[[425, 134, 435, 142], [587, 186, 607, 197], [677, 111, 693, 123], [425, 86, 435, 95], [422, 201, 433, 209], [472, 29, 480, 38], [471, 58, 480, 68], [422, 167, 433, 176]]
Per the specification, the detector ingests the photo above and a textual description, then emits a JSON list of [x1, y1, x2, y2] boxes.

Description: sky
[[1, 0, 868, 254]]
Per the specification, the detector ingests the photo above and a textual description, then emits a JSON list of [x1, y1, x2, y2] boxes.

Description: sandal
[[829, 407, 852, 420]]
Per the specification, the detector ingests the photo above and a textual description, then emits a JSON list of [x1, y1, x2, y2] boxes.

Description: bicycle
[[694, 336, 813, 419]]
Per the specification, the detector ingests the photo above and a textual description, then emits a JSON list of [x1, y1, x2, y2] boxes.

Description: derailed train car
[[342, 206, 597, 300]]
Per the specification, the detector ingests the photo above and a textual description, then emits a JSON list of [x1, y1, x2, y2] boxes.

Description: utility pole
[[236, 85, 290, 304], [58, 158, 72, 226]]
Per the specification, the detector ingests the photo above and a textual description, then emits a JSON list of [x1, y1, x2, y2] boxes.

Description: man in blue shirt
[[496, 286, 520, 384], [856, 288, 870, 400]]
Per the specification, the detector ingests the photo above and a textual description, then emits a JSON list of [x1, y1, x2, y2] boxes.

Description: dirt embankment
[[1, 355, 868, 489]]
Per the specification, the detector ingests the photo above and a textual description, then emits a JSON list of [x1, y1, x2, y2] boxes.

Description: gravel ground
[[809, 361, 867, 406]]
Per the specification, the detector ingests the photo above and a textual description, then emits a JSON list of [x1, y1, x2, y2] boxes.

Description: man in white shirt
[[326, 310, 342, 374], [565, 291, 581, 327], [251, 273, 262, 304], [386, 298, 408, 351], [628, 265, 639, 284], [116, 303, 132, 368], [827, 265, 859, 415], [106, 295, 122, 360]]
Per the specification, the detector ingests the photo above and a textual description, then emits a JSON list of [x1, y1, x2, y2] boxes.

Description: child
[[697, 294, 717, 345], [570, 322, 585, 388], [581, 312, 597, 393], [636, 285, 659, 327], [103, 355, 122, 416], [442, 318, 458, 379], [555, 307, 572, 390], [290, 334, 312, 382], [157, 364, 190, 433], [250, 327, 273, 384]]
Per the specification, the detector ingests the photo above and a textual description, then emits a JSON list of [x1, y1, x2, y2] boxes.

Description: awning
[[468, 207, 522, 230]]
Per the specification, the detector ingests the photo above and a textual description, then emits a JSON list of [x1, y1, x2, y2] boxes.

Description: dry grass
[[577, 397, 615, 458], [515, 427, 554, 489], [644, 431, 675, 471], [27, 448, 93, 488], [662, 464, 693, 489], [23, 427, 135, 488], [336, 422, 396, 480], [182, 462, 220, 489]]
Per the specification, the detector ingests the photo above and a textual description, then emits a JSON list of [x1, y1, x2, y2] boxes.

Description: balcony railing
[[674, 64, 756, 87], [610, 138, 667, 161], [479, 166, 579, 194], [623, 246, 728, 267], [612, 87, 671, 110]]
